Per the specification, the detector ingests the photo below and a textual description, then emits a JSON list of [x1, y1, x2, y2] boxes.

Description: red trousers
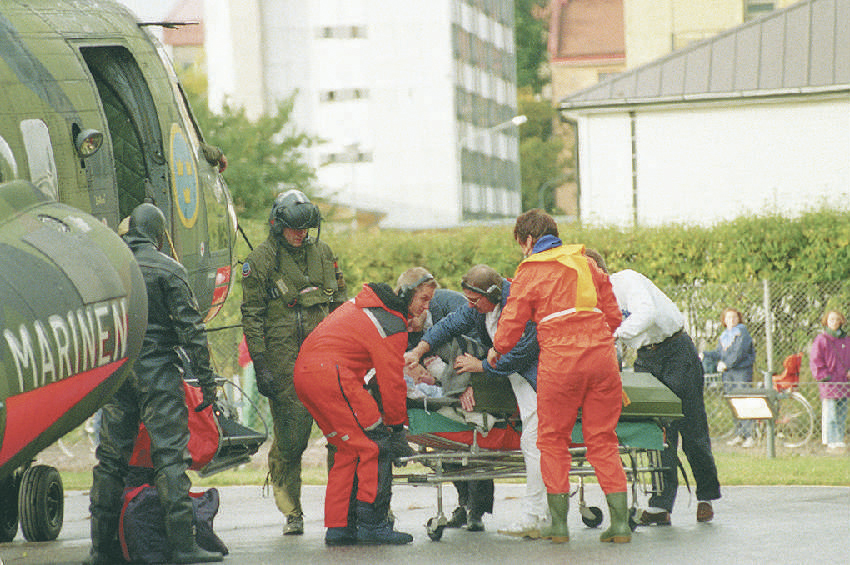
[[293, 358, 381, 527], [536, 332, 627, 495]]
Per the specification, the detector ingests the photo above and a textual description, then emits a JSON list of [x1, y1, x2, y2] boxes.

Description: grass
[[59, 450, 849, 492]]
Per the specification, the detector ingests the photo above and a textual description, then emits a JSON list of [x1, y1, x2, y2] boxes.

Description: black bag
[[119, 484, 228, 563]]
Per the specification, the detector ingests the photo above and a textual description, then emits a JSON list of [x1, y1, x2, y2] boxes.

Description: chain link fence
[[48, 279, 845, 471], [666, 279, 849, 453]]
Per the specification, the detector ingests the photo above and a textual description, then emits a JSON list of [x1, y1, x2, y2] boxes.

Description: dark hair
[[584, 248, 608, 274], [513, 209, 558, 244]]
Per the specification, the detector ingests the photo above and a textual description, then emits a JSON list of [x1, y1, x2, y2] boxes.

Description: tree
[[179, 65, 319, 220], [515, 0, 549, 94], [518, 89, 569, 212]]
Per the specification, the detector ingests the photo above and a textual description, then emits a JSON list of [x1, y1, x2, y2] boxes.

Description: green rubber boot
[[600, 492, 632, 543], [540, 493, 570, 543]]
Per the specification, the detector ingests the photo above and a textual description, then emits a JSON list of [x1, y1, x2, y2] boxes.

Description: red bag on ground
[[129, 381, 219, 470]]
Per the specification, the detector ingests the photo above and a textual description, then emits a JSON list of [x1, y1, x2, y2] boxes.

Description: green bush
[[317, 209, 850, 293]]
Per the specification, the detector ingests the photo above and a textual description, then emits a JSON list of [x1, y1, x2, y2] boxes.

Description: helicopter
[[0, 0, 238, 542]]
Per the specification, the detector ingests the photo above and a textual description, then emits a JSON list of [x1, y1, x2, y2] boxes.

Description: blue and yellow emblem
[[170, 124, 199, 228]]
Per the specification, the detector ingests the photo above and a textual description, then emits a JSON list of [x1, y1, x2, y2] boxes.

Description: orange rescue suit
[[294, 284, 409, 527], [494, 243, 626, 495]]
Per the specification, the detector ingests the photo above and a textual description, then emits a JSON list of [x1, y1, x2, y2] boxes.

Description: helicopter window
[[20, 119, 59, 200], [0, 135, 18, 182]]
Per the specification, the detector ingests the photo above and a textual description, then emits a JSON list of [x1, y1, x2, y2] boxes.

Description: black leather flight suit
[[89, 230, 216, 556]]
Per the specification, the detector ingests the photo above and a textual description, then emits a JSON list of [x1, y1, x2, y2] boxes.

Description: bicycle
[[712, 353, 815, 449]]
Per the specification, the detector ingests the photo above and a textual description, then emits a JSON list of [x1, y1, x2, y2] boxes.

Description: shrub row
[[321, 209, 850, 292]]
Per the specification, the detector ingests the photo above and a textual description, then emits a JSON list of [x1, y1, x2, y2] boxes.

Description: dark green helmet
[[269, 190, 320, 235], [128, 203, 166, 249]]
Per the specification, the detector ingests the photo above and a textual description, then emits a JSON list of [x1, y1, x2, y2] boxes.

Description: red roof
[[548, 0, 624, 62], [162, 0, 203, 47]]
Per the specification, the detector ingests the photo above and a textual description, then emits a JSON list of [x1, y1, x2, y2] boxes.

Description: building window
[[316, 26, 368, 39], [320, 150, 373, 166], [320, 89, 370, 103], [745, 1, 775, 20]]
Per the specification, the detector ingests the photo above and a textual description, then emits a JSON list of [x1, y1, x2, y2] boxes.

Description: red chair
[[772, 353, 803, 392]]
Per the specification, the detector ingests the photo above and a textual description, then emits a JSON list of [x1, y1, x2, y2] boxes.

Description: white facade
[[571, 96, 850, 227], [204, 0, 520, 229]]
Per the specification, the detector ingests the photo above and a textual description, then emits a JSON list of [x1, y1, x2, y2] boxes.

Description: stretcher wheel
[[426, 517, 445, 541], [581, 506, 604, 528], [628, 507, 638, 532], [18, 465, 63, 541]]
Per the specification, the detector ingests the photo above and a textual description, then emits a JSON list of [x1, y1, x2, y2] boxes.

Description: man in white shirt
[[587, 251, 721, 526]]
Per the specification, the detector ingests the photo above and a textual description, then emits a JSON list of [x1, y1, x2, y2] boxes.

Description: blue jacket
[[421, 279, 539, 389]]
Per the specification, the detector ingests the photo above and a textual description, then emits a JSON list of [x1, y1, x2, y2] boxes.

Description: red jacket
[[298, 284, 409, 426], [495, 244, 621, 353]]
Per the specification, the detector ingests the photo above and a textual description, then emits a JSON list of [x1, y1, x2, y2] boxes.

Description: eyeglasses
[[465, 293, 482, 306]]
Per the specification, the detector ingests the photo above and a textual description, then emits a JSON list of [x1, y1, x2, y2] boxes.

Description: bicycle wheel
[[773, 392, 815, 448]]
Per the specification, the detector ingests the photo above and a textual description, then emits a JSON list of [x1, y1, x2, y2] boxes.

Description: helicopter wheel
[[18, 465, 63, 542], [0, 472, 19, 542]]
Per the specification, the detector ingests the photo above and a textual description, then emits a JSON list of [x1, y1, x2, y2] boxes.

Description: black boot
[[325, 526, 358, 546], [445, 506, 467, 528], [355, 501, 413, 545], [171, 541, 224, 563]]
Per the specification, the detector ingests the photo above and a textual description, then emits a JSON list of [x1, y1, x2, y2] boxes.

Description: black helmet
[[128, 203, 166, 249], [269, 190, 321, 235]]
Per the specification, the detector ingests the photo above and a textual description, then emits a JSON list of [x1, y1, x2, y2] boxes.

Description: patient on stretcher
[[404, 336, 519, 433]]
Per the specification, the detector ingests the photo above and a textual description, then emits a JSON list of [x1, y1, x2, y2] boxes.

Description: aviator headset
[[460, 279, 501, 305], [398, 272, 435, 304]]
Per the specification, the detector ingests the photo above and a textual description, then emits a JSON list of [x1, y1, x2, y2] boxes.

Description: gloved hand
[[364, 424, 412, 465], [196, 383, 217, 412], [252, 354, 276, 398], [388, 425, 414, 466], [717, 361, 728, 372]]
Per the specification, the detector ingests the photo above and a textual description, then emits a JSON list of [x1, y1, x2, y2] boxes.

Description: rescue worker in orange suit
[[487, 209, 631, 544], [293, 270, 437, 545]]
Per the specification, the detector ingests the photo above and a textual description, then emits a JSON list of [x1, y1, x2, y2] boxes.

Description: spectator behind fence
[[709, 308, 756, 448], [809, 309, 850, 453]]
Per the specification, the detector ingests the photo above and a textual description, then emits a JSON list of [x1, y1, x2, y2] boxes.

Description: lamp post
[[458, 114, 527, 149], [457, 115, 526, 220]]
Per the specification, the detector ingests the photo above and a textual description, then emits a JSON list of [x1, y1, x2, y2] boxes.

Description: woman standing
[[809, 310, 850, 452], [715, 308, 756, 448]]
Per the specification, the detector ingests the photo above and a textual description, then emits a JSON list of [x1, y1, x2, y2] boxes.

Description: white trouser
[[507, 373, 548, 519]]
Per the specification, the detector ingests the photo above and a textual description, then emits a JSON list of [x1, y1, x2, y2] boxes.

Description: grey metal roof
[[559, 0, 850, 111]]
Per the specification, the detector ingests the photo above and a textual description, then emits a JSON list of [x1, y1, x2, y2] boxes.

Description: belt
[[640, 329, 684, 351]]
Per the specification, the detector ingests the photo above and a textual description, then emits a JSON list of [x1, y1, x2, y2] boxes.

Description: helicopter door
[[80, 47, 169, 221]]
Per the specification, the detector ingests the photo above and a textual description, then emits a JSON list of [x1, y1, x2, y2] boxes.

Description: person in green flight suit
[[241, 190, 347, 535]]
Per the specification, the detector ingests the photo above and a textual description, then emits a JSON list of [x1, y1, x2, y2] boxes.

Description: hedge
[[319, 209, 850, 293]]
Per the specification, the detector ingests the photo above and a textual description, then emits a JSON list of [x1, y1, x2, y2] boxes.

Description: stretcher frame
[[394, 400, 673, 541]]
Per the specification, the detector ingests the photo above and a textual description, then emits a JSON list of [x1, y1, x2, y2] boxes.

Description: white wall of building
[[575, 97, 850, 227], [205, 0, 517, 229]]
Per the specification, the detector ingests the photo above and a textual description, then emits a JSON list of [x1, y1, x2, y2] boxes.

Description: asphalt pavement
[[1, 483, 848, 565]]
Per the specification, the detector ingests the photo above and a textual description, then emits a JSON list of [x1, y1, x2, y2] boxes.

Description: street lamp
[[459, 114, 527, 148]]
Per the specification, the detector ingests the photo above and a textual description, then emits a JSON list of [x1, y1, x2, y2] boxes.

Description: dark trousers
[[450, 475, 494, 518], [634, 331, 721, 512], [90, 375, 193, 552]]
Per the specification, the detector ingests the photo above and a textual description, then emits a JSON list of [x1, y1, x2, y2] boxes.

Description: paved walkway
[[1, 484, 848, 565]]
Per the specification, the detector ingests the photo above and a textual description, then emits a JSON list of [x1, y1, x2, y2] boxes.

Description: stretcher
[[393, 370, 682, 541], [129, 347, 267, 478]]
